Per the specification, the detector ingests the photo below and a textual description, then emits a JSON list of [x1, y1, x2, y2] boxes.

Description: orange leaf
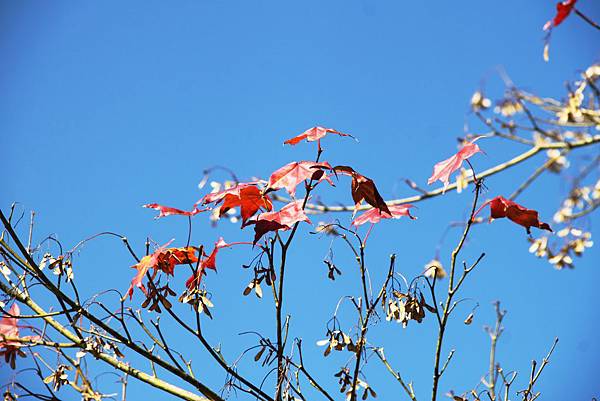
[[201, 183, 272, 225], [127, 241, 198, 299]]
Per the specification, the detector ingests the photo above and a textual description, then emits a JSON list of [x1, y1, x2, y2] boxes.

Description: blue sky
[[1, 1, 599, 400]]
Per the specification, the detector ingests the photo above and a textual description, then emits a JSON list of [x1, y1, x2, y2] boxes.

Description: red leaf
[[352, 204, 415, 227], [247, 200, 311, 244], [0, 304, 20, 340], [201, 182, 257, 204], [0, 303, 22, 367], [220, 186, 273, 224], [1, 305, 40, 368], [267, 161, 333, 197], [143, 203, 206, 219], [544, 0, 577, 30], [127, 241, 198, 299], [480, 196, 552, 234], [333, 166, 390, 215], [428, 138, 483, 190], [201, 183, 273, 225], [284, 126, 352, 146], [185, 238, 231, 290]]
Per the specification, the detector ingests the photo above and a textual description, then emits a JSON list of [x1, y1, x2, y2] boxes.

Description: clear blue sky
[[1, 1, 599, 400]]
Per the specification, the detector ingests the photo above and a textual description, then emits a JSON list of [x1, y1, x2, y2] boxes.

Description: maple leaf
[[475, 196, 552, 234], [127, 241, 198, 299], [201, 182, 272, 225], [0, 303, 21, 369], [267, 161, 334, 197], [247, 200, 311, 244], [332, 166, 391, 215], [0, 304, 20, 342], [143, 203, 206, 219], [427, 137, 483, 190], [0, 303, 38, 369], [284, 126, 352, 146], [202, 182, 258, 204], [544, 0, 577, 30], [185, 238, 232, 290], [352, 204, 415, 227]]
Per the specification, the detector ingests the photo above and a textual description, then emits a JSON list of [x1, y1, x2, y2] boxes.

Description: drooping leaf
[[333, 166, 391, 215], [0, 304, 20, 340], [267, 161, 333, 197], [543, 0, 577, 31], [247, 200, 311, 244], [478, 196, 552, 234], [284, 126, 352, 146], [0, 304, 38, 369], [351, 204, 415, 227], [143, 203, 206, 219], [185, 238, 231, 290], [427, 138, 483, 190]]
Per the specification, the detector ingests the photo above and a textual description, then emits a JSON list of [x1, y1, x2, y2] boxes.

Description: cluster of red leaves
[[475, 196, 552, 234], [544, 0, 577, 30], [247, 200, 311, 244], [352, 204, 415, 227], [284, 126, 352, 147], [128, 241, 198, 298], [428, 137, 483, 190], [200, 182, 273, 226], [1, 304, 38, 369], [129, 125, 553, 307]]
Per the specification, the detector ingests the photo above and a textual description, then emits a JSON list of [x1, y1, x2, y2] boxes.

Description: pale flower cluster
[[545, 149, 569, 173], [529, 228, 593, 270], [470, 91, 491, 111], [494, 98, 523, 117], [553, 178, 600, 223]]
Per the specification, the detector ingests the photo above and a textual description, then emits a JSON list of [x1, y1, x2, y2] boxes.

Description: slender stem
[[349, 254, 396, 401], [574, 8, 600, 31], [375, 348, 417, 401], [431, 181, 482, 401], [486, 302, 506, 400], [0, 336, 78, 348], [519, 338, 559, 400], [509, 150, 569, 200], [274, 148, 323, 401], [295, 341, 335, 401]]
